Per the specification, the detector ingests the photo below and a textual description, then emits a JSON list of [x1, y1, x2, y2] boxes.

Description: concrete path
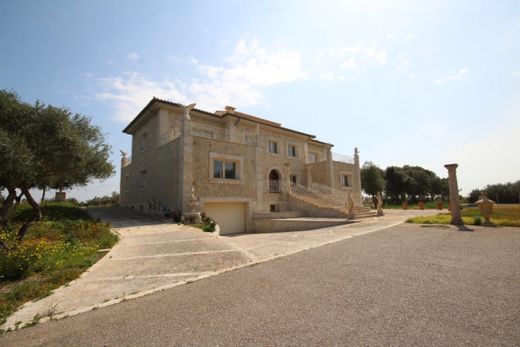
[[4, 208, 251, 330], [3, 207, 432, 330]]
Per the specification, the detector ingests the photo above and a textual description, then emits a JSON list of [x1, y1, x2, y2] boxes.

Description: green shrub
[[474, 216, 482, 226]]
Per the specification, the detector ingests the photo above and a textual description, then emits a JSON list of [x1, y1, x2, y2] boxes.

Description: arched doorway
[[268, 169, 281, 193]]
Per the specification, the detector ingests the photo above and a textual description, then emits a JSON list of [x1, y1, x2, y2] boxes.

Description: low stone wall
[[253, 218, 350, 233]]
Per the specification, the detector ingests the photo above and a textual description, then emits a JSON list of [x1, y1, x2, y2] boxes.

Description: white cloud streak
[[434, 68, 468, 86], [315, 44, 388, 80], [127, 52, 140, 61]]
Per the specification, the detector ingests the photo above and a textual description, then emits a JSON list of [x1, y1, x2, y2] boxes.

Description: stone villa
[[120, 98, 368, 235]]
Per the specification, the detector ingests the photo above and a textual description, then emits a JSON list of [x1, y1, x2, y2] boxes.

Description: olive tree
[[0, 90, 114, 245]]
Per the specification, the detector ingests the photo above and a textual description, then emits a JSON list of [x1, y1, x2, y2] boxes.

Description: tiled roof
[[122, 97, 333, 146]]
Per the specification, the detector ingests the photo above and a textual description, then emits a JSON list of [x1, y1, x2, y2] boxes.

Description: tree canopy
[[360, 161, 385, 197], [468, 181, 520, 203], [0, 90, 114, 243]]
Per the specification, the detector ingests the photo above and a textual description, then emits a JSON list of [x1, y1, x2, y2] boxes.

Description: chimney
[[224, 106, 236, 114]]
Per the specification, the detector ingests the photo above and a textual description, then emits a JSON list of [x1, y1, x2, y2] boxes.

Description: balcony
[[332, 152, 354, 164]]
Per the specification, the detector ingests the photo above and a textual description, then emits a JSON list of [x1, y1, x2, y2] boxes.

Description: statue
[[183, 184, 202, 224], [347, 192, 356, 220], [186, 185, 200, 213], [376, 191, 384, 216]]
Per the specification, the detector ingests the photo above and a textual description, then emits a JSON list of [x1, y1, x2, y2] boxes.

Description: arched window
[[268, 169, 281, 193]]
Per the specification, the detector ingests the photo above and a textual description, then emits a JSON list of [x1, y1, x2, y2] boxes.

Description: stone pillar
[[119, 156, 128, 205], [326, 147, 334, 187], [179, 103, 196, 213], [303, 140, 309, 163], [444, 163, 463, 225], [254, 125, 265, 211], [353, 147, 363, 207], [306, 166, 312, 189]]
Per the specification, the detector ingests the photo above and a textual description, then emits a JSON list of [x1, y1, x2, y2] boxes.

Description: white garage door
[[203, 202, 246, 235]]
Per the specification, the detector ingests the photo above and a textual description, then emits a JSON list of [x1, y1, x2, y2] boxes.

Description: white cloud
[[96, 72, 187, 122], [127, 52, 140, 61], [314, 44, 388, 80], [434, 68, 468, 86], [514, 71, 520, 77], [97, 39, 306, 121]]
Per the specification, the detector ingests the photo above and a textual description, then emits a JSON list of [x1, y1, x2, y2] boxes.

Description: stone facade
[[120, 98, 363, 232]]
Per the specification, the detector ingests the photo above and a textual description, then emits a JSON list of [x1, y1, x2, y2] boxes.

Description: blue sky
[[1, 0, 519, 200]]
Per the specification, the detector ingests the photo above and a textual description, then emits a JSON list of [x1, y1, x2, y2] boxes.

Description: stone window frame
[[266, 137, 282, 156], [308, 151, 318, 163], [339, 171, 353, 189], [286, 141, 300, 159], [138, 168, 147, 190], [209, 152, 243, 185], [124, 174, 130, 193], [139, 130, 149, 152], [289, 174, 297, 186]]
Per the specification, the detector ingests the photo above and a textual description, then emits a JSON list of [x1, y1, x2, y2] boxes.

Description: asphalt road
[[2, 223, 519, 346]]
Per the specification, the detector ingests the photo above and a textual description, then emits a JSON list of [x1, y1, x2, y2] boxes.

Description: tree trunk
[[14, 190, 24, 205], [16, 188, 42, 242], [0, 187, 16, 230], [40, 187, 46, 204]]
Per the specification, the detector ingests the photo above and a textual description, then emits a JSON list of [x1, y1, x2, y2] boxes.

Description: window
[[288, 144, 297, 158], [290, 175, 297, 186], [244, 135, 257, 145], [268, 140, 278, 154], [125, 175, 130, 192], [140, 132, 148, 150], [213, 160, 239, 180], [210, 153, 243, 184], [308, 152, 318, 163], [138, 169, 147, 188], [341, 174, 351, 187]]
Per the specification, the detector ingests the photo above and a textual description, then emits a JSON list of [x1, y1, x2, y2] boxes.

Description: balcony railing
[[332, 152, 354, 164], [191, 122, 225, 140]]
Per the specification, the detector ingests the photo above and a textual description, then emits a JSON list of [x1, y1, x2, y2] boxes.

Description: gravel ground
[[1, 223, 519, 346]]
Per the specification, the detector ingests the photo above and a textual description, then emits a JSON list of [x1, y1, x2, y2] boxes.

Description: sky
[[1, 0, 519, 201]]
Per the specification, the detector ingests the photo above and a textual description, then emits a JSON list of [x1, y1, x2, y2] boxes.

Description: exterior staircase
[[252, 181, 377, 233], [288, 183, 375, 219]]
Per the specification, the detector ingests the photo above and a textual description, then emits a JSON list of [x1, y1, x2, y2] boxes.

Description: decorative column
[[376, 191, 384, 216], [353, 147, 363, 207], [179, 103, 196, 213], [444, 163, 463, 225], [306, 166, 312, 189], [120, 150, 130, 205], [326, 146, 334, 187]]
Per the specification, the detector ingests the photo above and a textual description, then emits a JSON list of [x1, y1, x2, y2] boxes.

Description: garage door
[[203, 202, 246, 235]]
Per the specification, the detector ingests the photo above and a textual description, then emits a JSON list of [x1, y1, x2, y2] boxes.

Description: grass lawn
[[0, 202, 118, 329], [384, 201, 450, 210], [407, 204, 520, 227]]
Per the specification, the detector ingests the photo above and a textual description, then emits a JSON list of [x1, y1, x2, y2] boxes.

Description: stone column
[[179, 103, 196, 213], [254, 125, 265, 211], [119, 153, 129, 205], [444, 163, 463, 225], [353, 147, 363, 207], [306, 166, 312, 189], [326, 147, 334, 187]]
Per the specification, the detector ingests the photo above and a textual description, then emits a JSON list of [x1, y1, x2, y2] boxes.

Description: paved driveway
[[4, 208, 251, 330], [3, 208, 432, 330], [2, 223, 519, 346]]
